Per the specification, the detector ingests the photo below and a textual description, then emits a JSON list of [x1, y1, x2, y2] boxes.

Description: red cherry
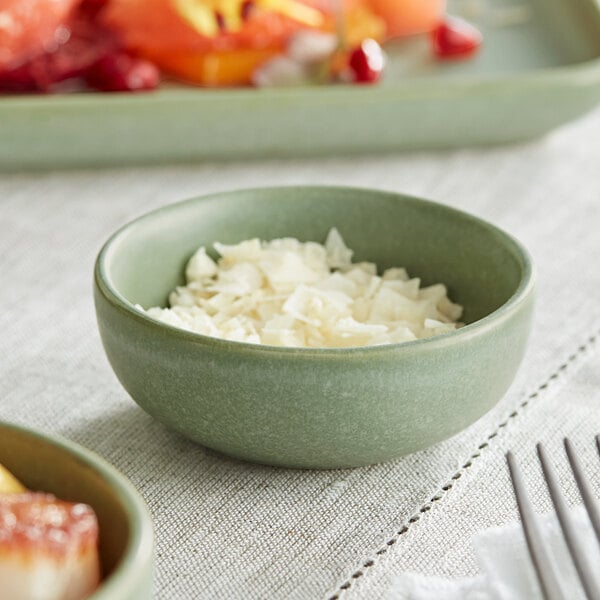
[[348, 39, 385, 84], [85, 52, 160, 92], [432, 17, 482, 60]]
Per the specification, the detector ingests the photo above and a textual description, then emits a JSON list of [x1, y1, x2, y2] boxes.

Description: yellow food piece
[[174, 0, 323, 37], [343, 3, 386, 46], [0, 462, 26, 493]]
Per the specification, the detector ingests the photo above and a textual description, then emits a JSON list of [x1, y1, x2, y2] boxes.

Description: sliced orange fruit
[[365, 0, 446, 38], [147, 47, 281, 86], [103, 0, 313, 53], [103, 0, 389, 86], [102, 0, 322, 85]]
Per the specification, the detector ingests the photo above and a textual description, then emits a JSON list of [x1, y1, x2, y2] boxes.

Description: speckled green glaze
[[94, 186, 535, 469], [0, 421, 154, 599]]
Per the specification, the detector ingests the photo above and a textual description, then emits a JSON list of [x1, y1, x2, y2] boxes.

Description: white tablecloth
[[1, 107, 599, 599]]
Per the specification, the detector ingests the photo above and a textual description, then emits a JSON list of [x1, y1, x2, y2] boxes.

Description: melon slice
[[0, 492, 100, 600]]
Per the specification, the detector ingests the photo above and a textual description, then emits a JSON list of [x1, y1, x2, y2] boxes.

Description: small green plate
[[1, 0, 599, 170]]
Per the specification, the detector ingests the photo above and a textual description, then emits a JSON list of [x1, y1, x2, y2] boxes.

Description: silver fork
[[506, 436, 600, 600]]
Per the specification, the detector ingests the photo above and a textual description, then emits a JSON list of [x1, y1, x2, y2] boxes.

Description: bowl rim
[[0, 420, 154, 599], [95, 185, 535, 357]]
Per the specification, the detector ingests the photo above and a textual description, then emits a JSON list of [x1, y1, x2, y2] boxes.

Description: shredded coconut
[[141, 228, 463, 348]]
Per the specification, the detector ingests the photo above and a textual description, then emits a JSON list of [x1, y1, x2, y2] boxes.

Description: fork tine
[[537, 443, 600, 600], [564, 438, 600, 545], [506, 451, 566, 600]]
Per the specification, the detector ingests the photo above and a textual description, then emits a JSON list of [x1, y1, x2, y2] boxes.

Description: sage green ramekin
[[94, 186, 535, 469]]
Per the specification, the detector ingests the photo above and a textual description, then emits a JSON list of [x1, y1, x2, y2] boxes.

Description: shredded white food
[[140, 229, 463, 348]]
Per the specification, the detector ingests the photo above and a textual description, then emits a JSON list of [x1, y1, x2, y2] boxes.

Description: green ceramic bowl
[[94, 186, 535, 469], [0, 421, 154, 599]]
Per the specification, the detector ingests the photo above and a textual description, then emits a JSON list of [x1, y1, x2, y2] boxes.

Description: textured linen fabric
[[389, 506, 600, 600], [1, 107, 599, 600]]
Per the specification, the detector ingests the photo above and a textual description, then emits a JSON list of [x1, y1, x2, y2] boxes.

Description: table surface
[[1, 107, 599, 600]]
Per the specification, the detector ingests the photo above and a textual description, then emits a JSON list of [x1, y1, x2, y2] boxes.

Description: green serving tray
[[1, 0, 599, 170]]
